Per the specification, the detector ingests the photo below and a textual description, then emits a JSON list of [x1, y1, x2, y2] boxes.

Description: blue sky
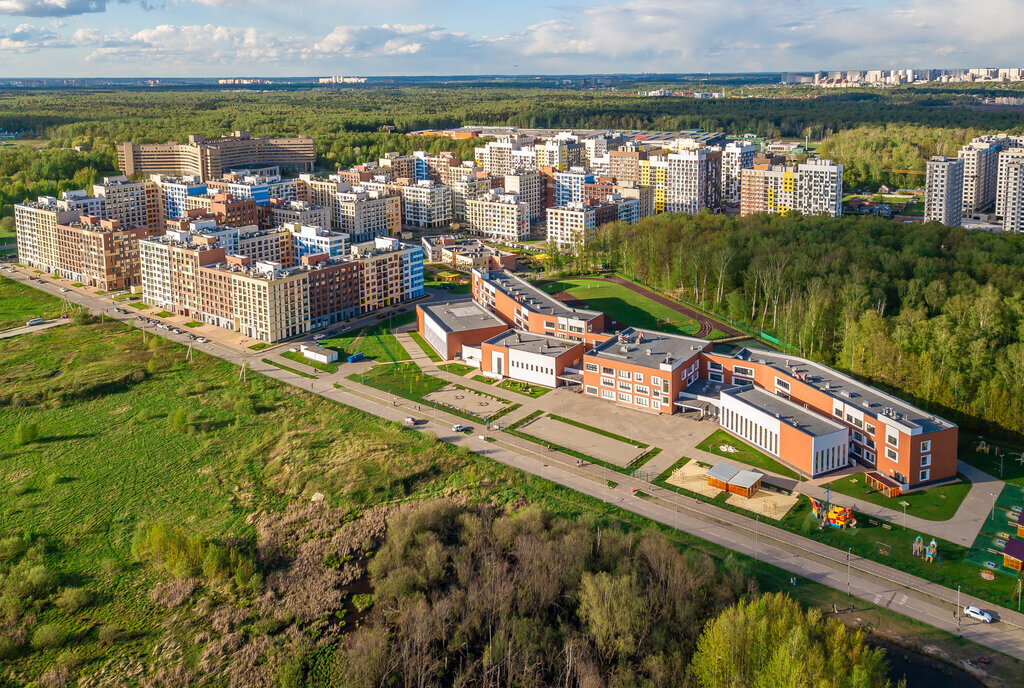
[[0, 0, 1020, 77]]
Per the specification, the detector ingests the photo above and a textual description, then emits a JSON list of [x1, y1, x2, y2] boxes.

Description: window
[[708, 361, 723, 372], [636, 396, 649, 407], [618, 392, 632, 403], [601, 366, 614, 375], [733, 365, 754, 378], [585, 385, 597, 395], [709, 372, 723, 383], [920, 454, 931, 467], [585, 362, 598, 373], [601, 377, 614, 387], [618, 369, 631, 380], [886, 448, 898, 462], [852, 431, 864, 443], [634, 373, 644, 384], [652, 375, 661, 385], [865, 422, 876, 435], [775, 377, 791, 391], [920, 440, 931, 452], [863, 450, 875, 464], [833, 406, 842, 418], [652, 399, 661, 410], [886, 433, 899, 448], [601, 389, 615, 400], [618, 381, 632, 391], [635, 385, 650, 396], [919, 469, 930, 482]]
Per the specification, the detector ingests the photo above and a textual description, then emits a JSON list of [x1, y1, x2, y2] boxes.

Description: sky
[[0, 0, 1022, 78]]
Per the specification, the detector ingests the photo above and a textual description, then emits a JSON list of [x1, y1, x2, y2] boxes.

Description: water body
[[869, 638, 986, 688]]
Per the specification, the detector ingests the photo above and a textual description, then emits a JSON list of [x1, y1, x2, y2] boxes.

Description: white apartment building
[[449, 174, 492, 223], [503, 169, 543, 225], [268, 200, 331, 230], [924, 156, 964, 226], [796, 159, 844, 217], [959, 134, 1024, 216], [465, 191, 530, 242], [554, 168, 593, 206], [995, 148, 1024, 219], [336, 188, 401, 242], [721, 141, 757, 205], [999, 162, 1024, 232], [13, 197, 81, 273], [546, 203, 597, 251], [288, 223, 349, 260], [150, 174, 206, 220], [92, 176, 153, 228], [660, 148, 722, 214], [397, 180, 452, 229]]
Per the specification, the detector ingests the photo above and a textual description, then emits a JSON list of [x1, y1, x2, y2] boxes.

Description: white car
[[196, 337, 208, 343], [451, 424, 468, 433], [963, 605, 993, 623], [312, 333, 326, 341], [60, 287, 69, 292]]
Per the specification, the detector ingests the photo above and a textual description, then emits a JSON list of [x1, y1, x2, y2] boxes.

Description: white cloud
[[312, 24, 465, 58], [81, 23, 300, 62], [0, 0, 105, 16], [0, 22, 60, 51]]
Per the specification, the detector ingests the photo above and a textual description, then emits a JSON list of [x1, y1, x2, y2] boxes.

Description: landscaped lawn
[[825, 473, 972, 521], [960, 437, 1024, 486], [472, 375, 495, 384], [409, 331, 442, 362], [351, 361, 448, 400], [154, 310, 173, 318], [497, 379, 550, 398], [281, 349, 339, 373], [130, 302, 151, 310], [184, 321, 203, 328], [696, 428, 803, 480], [319, 311, 414, 363], [537, 278, 701, 336], [439, 362, 476, 376], [0, 275, 62, 330], [248, 342, 268, 350]]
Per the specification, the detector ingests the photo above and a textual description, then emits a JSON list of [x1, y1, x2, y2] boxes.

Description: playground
[[666, 460, 800, 520], [964, 482, 1024, 578], [422, 385, 514, 420]]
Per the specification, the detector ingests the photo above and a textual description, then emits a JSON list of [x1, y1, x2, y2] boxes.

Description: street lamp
[[754, 515, 759, 562], [847, 547, 852, 597]]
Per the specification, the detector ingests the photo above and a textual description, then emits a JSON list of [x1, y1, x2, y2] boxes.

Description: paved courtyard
[[519, 415, 647, 467], [423, 385, 513, 419]]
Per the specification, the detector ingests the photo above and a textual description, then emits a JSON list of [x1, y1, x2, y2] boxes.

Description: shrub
[[38, 665, 73, 688], [169, 408, 188, 433], [7, 564, 57, 599], [14, 421, 39, 446], [352, 594, 374, 612], [55, 587, 91, 613], [31, 624, 68, 650], [0, 536, 28, 563], [97, 624, 121, 645], [0, 635, 19, 659]]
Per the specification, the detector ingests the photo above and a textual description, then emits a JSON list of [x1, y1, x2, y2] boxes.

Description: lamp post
[[847, 547, 852, 597], [902, 502, 907, 531], [754, 515, 759, 562]]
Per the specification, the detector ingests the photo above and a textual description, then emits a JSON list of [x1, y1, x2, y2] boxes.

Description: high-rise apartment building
[[740, 159, 843, 217], [289, 223, 350, 260], [999, 162, 1024, 232], [554, 168, 595, 206], [337, 188, 402, 242], [449, 173, 492, 223], [184, 192, 261, 228], [995, 147, 1024, 220], [118, 131, 315, 181], [92, 176, 160, 229], [395, 180, 452, 229], [643, 148, 722, 214], [55, 216, 163, 290], [721, 141, 757, 205], [502, 169, 543, 225], [546, 197, 640, 251], [924, 156, 964, 226], [206, 171, 298, 206], [465, 191, 530, 242], [15, 195, 99, 273], [150, 175, 207, 220], [958, 134, 1024, 216], [264, 199, 331, 230]]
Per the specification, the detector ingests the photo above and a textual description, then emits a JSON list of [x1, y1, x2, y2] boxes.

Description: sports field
[[538, 278, 702, 336]]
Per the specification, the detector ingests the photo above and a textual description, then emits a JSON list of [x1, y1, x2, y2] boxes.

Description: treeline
[[580, 212, 1024, 438], [817, 124, 986, 190], [0, 146, 115, 219]]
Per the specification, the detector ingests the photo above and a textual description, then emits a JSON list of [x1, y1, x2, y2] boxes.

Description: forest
[[571, 212, 1024, 439]]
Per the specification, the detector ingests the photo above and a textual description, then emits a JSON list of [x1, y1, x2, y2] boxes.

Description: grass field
[[351, 361, 449, 400], [697, 428, 803, 480], [496, 379, 550, 397], [408, 331, 442, 361], [537, 278, 701, 336], [318, 312, 414, 363], [261, 356, 316, 378], [472, 375, 495, 384], [438, 362, 475, 376], [0, 275, 63, 329], [826, 473, 972, 521], [281, 349, 340, 373]]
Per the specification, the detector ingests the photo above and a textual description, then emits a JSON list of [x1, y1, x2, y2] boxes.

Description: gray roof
[[419, 301, 505, 333], [683, 378, 738, 398], [731, 348, 955, 434], [730, 469, 763, 490], [588, 327, 709, 370], [481, 270, 602, 321], [707, 462, 740, 483], [726, 385, 846, 438], [484, 329, 581, 356]]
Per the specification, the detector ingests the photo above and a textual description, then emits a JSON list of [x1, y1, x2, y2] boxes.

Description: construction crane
[[883, 168, 926, 175]]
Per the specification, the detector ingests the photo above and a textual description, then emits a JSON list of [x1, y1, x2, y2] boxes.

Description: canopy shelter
[[864, 471, 902, 498], [706, 461, 763, 499]]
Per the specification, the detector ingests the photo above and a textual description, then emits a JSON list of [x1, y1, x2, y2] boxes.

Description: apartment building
[[740, 159, 843, 217], [995, 147, 1024, 222], [554, 168, 595, 206], [395, 180, 452, 228], [226, 260, 311, 342], [139, 230, 227, 314], [297, 174, 349, 227], [118, 130, 315, 181], [959, 134, 1022, 216], [471, 268, 606, 346], [502, 169, 544, 224], [449, 173, 493, 223], [609, 149, 648, 185], [93, 176, 160, 229], [237, 226, 293, 267], [924, 156, 964, 226], [377, 152, 416, 180], [14, 195, 100, 273], [464, 191, 530, 242], [582, 328, 707, 415], [150, 175, 207, 220], [54, 216, 163, 290], [336, 187, 402, 242], [474, 136, 535, 176], [206, 170, 298, 207], [288, 223, 350, 260], [184, 192, 260, 228], [584, 180, 655, 219], [546, 197, 638, 251], [998, 162, 1024, 232], [264, 199, 331, 230], [721, 141, 757, 205]]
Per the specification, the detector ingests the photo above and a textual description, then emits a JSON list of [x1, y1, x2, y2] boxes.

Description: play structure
[[810, 489, 856, 529], [912, 535, 939, 563]]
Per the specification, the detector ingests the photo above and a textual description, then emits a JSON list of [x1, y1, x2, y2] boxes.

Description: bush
[[31, 624, 68, 650], [0, 635, 19, 660], [55, 587, 91, 612], [352, 593, 374, 612], [6, 564, 57, 599], [169, 408, 188, 433], [14, 421, 39, 446], [0, 536, 28, 563], [97, 624, 121, 645]]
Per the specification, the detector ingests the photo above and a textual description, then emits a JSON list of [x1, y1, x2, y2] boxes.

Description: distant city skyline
[[1, 0, 1023, 78]]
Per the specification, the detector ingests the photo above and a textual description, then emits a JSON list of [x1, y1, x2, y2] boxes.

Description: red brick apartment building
[[55, 216, 163, 291], [471, 269, 607, 347]]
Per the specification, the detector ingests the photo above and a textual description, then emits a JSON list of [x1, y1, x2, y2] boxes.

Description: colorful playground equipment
[[810, 496, 857, 529], [912, 535, 939, 563]]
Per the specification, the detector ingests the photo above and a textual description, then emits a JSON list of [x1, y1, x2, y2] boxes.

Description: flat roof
[[684, 378, 738, 398], [588, 327, 708, 370], [1004, 537, 1024, 561], [484, 329, 580, 357], [707, 462, 740, 483], [478, 270, 601, 321], [726, 385, 846, 438], [731, 348, 955, 434], [420, 301, 505, 334], [731, 469, 764, 489]]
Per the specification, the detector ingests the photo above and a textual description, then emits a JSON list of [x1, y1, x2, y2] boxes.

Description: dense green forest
[[575, 213, 1024, 438]]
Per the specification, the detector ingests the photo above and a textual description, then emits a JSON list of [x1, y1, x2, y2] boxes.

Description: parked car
[[26, 317, 43, 326], [313, 333, 326, 341], [963, 606, 993, 623], [187, 334, 196, 340], [451, 424, 469, 433], [172, 329, 183, 335]]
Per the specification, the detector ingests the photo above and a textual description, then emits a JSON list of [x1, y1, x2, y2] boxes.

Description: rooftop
[[479, 269, 602, 321], [725, 385, 847, 438], [419, 301, 505, 333], [484, 329, 581, 356], [1004, 537, 1024, 562], [587, 327, 708, 369], [732, 348, 955, 434]]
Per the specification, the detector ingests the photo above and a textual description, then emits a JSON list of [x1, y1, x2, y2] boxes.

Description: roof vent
[[646, 348, 652, 355]]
